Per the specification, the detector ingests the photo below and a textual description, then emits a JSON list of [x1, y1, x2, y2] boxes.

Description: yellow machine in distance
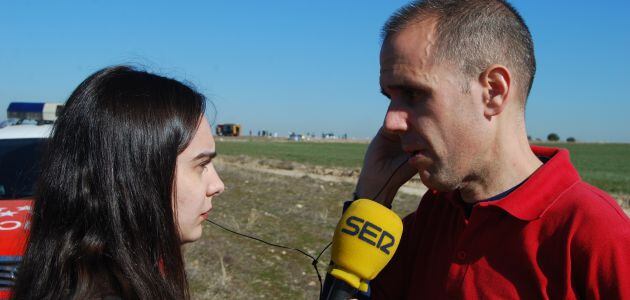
[[216, 123, 241, 137]]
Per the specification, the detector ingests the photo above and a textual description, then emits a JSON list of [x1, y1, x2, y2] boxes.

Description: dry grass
[[183, 162, 420, 299]]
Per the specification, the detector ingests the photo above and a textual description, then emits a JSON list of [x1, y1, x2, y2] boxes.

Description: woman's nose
[[207, 167, 225, 197]]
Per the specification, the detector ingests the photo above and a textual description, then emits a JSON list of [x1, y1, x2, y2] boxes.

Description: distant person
[[353, 0, 630, 298], [11, 66, 225, 300]]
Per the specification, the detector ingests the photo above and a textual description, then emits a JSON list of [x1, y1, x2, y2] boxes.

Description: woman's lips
[[200, 208, 212, 220]]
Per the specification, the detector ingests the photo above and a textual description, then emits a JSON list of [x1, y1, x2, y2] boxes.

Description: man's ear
[[479, 64, 511, 118]]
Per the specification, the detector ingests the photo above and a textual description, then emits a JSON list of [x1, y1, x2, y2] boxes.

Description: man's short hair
[[383, 0, 536, 106]]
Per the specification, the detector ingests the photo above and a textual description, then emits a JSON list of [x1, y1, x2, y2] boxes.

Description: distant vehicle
[[0, 124, 51, 299], [7, 102, 64, 124], [216, 123, 241, 137], [322, 133, 337, 139], [288, 133, 304, 141]]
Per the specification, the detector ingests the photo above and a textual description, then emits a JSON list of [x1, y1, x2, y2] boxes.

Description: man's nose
[[383, 102, 409, 134]]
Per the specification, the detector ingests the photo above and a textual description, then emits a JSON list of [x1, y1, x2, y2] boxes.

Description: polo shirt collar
[[475, 145, 581, 221]]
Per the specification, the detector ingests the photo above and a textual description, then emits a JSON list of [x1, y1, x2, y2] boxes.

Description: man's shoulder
[[545, 181, 629, 245], [550, 181, 628, 223]]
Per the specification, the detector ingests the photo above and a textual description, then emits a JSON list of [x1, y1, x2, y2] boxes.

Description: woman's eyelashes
[[200, 158, 212, 170]]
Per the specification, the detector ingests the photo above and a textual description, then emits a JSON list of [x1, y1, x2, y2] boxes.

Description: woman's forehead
[[181, 117, 215, 159]]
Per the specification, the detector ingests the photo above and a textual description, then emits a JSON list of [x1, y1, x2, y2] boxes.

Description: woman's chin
[[180, 228, 203, 244]]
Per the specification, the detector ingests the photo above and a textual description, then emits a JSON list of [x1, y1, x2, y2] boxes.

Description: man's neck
[[458, 137, 543, 204]]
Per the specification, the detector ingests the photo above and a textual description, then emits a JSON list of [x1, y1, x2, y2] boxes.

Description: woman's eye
[[199, 160, 212, 170]]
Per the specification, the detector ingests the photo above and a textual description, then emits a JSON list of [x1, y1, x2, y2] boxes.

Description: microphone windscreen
[[329, 199, 403, 292]]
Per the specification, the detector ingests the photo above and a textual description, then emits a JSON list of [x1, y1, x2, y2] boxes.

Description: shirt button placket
[[457, 250, 467, 261], [446, 250, 471, 298]]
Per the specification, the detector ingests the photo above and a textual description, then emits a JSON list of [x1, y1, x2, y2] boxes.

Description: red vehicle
[[0, 124, 50, 299]]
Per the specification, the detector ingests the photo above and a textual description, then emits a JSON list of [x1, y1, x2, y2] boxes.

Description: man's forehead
[[379, 64, 441, 91], [380, 20, 438, 70], [380, 63, 421, 80]]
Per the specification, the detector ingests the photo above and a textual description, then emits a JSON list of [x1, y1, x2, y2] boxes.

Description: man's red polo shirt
[[370, 146, 630, 299]]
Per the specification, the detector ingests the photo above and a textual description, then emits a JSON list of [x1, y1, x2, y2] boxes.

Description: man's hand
[[355, 127, 418, 207]]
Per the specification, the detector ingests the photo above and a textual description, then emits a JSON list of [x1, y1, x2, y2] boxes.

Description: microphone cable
[[205, 155, 411, 294], [206, 218, 330, 292]]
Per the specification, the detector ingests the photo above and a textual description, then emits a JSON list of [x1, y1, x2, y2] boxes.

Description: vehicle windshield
[[0, 138, 46, 200]]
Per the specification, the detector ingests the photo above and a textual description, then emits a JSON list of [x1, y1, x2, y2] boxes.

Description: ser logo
[[340, 216, 395, 255]]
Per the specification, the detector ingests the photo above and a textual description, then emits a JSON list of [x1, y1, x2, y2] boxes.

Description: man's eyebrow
[[193, 151, 217, 161], [380, 73, 433, 94], [381, 82, 432, 98], [392, 80, 432, 92]]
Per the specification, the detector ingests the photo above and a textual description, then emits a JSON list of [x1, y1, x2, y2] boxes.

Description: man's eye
[[403, 89, 424, 99], [402, 89, 429, 105]]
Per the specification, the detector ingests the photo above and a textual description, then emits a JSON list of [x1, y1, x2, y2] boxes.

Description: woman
[[11, 66, 224, 300]]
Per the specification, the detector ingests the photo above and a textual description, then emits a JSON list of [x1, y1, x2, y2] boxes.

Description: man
[[354, 0, 630, 298]]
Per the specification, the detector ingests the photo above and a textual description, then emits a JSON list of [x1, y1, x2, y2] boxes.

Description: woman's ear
[[479, 64, 511, 118]]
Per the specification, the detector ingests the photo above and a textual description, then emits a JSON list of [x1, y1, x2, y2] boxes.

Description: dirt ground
[[183, 157, 421, 299], [217, 155, 629, 214], [184, 156, 629, 299]]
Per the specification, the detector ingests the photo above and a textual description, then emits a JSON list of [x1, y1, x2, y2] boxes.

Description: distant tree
[[527, 135, 532, 141], [566, 137, 576, 142], [547, 133, 560, 141]]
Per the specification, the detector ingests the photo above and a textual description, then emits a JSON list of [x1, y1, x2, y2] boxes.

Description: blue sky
[[1, 1, 628, 142]]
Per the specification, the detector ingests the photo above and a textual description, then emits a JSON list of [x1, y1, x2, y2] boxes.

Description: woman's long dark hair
[[11, 66, 206, 300]]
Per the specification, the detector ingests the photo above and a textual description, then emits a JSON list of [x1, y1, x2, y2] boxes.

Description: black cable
[[372, 156, 411, 201], [206, 218, 323, 291], [312, 156, 412, 273], [206, 219, 316, 260], [205, 155, 411, 295], [314, 241, 332, 263]]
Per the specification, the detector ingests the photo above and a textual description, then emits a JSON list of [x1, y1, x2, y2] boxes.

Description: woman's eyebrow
[[192, 151, 217, 161]]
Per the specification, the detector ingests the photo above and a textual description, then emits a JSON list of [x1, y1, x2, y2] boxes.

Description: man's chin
[[419, 170, 454, 192]]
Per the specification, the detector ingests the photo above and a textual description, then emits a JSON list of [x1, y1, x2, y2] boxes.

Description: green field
[[536, 143, 630, 195], [216, 139, 368, 169], [216, 139, 630, 195]]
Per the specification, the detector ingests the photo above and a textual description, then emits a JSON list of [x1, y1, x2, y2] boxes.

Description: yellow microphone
[[321, 199, 403, 299]]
